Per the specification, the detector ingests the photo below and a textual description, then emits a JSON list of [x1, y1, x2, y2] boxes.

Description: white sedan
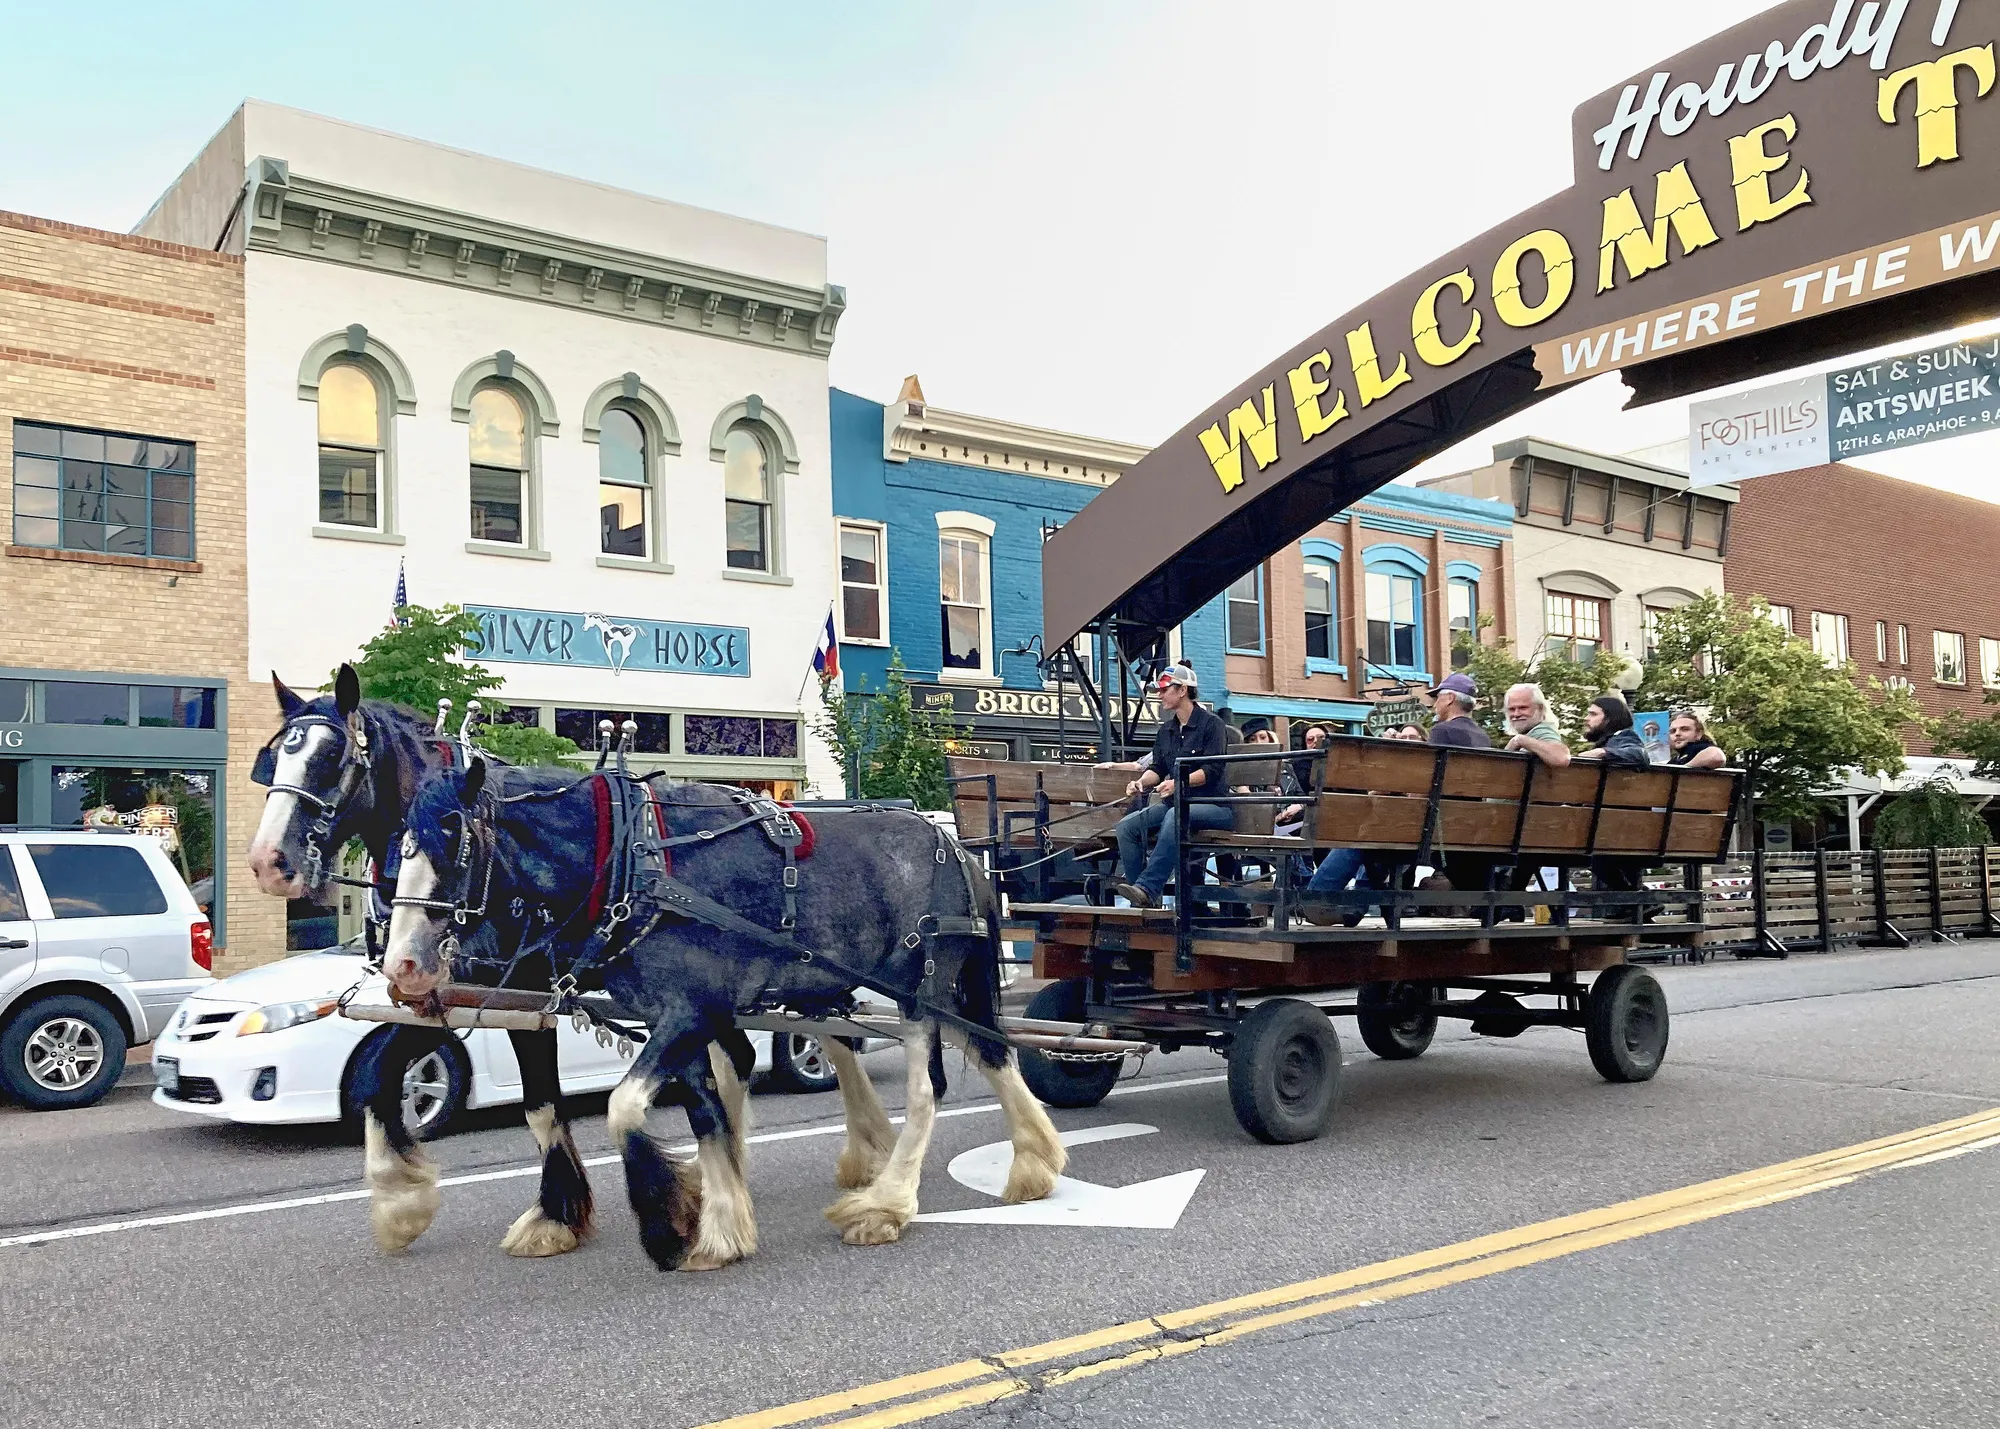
[[150, 943, 858, 1136]]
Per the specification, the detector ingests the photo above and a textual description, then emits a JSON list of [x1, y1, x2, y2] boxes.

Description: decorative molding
[[882, 395, 1149, 488], [243, 160, 846, 356], [296, 328, 418, 414], [935, 509, 997, 538], [313, 524, 406, 546], [450, 352, 560, 436], [582, 373, 681, 454], [1541, 568, 1621, 598], [1361, 542, 1430, 574], [1301, 537, 1344, 563], [1445, 560, 1484, 582], [310, 209, 332, 249], [709, 397, 799, 473], [1357, 510, 1504, 548], [464, 540, 551, 561]]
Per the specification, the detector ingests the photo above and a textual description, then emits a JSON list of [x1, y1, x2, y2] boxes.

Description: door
[[0, 846, 35, 993]]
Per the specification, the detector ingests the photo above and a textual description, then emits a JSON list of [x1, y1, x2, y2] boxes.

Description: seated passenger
[[1109, 665, 1231, 909], [1669, 710, 1727, 768]]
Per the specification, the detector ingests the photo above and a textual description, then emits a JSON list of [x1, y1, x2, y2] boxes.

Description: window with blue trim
[[1226, 567, 1265, 655], [12, 421, 196, 560], [1303, 559, 1335, 662], [1365, 568, 1421, 672], [1448, 577, 1478, 669]]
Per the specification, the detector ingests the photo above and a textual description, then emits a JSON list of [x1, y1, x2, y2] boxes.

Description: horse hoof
[[676, 1248, 738, 1272], [1002, 1157, 1061, 1205], [369, 1184, 440, 1254], [501, 1207, 582, 1258], [841, 1210, 906, 1246]]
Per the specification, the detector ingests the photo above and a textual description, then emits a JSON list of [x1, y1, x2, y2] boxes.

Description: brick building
[[1218, 483, 1516, 739], [1725, 462, 2000, 752], [0, 210, 276, 970]]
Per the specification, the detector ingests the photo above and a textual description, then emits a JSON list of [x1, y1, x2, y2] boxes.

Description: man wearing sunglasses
[[1109, 664, 1233, 909]]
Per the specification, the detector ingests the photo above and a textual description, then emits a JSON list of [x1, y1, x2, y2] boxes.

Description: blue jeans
[[1115, 801, 1233, 897], [1305, 847, 1369, 898]]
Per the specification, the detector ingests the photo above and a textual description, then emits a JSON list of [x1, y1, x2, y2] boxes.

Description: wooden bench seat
[[946, 757, 1128, 850]]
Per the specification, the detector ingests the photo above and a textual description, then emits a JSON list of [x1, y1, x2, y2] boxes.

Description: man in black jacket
[[1111, 665, 1232, 908]]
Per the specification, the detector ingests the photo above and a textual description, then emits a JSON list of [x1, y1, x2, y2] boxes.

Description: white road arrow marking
[[916, 1122, 1204, 1229]]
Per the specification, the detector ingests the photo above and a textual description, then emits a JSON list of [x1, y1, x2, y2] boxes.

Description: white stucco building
[[138, 102, 846, 802]]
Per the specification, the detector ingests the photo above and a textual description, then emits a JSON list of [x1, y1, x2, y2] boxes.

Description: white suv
[[0, 829, 214, 1109]]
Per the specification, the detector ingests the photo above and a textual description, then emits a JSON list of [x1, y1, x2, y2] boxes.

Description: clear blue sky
[[6, 0, 1997, 502]]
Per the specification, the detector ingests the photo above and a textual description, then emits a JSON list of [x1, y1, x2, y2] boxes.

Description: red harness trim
[[781, 805, 815, 860], [587, 776, 614, 920]]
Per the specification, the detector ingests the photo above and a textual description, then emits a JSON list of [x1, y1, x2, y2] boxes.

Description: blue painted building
[[830, 381, 1225, 763]]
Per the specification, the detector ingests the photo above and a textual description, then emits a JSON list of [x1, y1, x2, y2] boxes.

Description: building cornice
[[1491, 436, 1740, 504], [883, 396, 1149, 487], [242, 157, 845, 357]]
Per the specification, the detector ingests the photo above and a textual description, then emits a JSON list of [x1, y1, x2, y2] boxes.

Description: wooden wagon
[[949, 736, 1743, 1142]]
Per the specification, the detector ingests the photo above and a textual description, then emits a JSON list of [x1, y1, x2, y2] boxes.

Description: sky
[[3, 0, 1995, 500]]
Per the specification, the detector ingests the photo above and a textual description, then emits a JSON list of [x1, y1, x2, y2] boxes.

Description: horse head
[[382, 757, 492, 998], [245, 663, 438, 901]]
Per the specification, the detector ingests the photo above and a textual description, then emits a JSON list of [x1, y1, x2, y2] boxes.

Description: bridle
[[390, 796, 498, 971], [252, 712, 377, 890]]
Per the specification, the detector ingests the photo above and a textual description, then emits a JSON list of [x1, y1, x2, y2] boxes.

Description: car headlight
[[236, 998, 339, 1036]]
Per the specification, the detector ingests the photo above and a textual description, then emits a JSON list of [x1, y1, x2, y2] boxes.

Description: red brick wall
[[1725, 462, 2000, 752]]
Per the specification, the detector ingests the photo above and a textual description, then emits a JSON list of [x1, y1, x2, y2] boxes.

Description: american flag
[[391, 559, 408, 625], [811, 608, 840, 684]]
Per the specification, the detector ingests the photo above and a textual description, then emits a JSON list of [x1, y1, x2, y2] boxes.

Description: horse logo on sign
[[584, 612, 640, 675]]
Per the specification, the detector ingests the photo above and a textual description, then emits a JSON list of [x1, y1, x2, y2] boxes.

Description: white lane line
[[0, 1071, 1230, 1251]]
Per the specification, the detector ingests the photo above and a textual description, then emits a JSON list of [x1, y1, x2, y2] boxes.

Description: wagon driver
[[1110, 663, 1232, 909]]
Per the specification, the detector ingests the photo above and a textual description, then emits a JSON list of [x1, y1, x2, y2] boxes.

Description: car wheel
[[342, 1029, 469, 1139], [0, 995, 128, 1111], [763, 1033, 841, 1094]]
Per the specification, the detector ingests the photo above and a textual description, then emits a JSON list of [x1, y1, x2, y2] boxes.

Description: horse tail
[[954, 851, 1010, 1072]]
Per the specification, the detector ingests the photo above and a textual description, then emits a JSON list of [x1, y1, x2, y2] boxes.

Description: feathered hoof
[[500, 1206, 583, 1258], [677, 1246, 741, 1272], [369, 1180, 441, 1255], [825, 1191, 910, 1245], [834, 1145, 888, 1191], [1002, 1152, 1062, 1205]]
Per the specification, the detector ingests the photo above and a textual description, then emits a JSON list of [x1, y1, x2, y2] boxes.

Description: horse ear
[[334, 663, 362, 717], [461, 757, 488, 807], [272, 673, 305, 718]]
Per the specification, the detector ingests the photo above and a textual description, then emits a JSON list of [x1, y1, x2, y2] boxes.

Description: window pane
[[599, 482, 647, 558], [1393, 620, 1416, 667], [103, 435, 144, 466], [1449, 580, 1475, 626], [106, 495, 147, 528], [104, 464, 147, 497], [137, 686, 216, 729], [319, 449, 378, 527], [318, 363, 381, 447], [1303, 563, 1332, 615], [45, 682, 128, 725], [13, 423, 60, 456], [28, 844, 168, 919], [1366, 571, 1391, 621], [63, 489, 105, 522], [13, 516, 58, 547], [1391, 575, 1416, 625], [66, 520, 106, 551], [685, 714, 763, 757], [64, 460, 105, 492], [762, 719, 799, 758], [151, 472, 192, 503], [598, 407, 647, 487], [0, 679, 28, 723], [726, 500, 767, 569], [470, 466, 523, 543], [723, 427, 768, 501], [1228, 599, 1262, 652], [13, 454, 59, 487], [840, 527, 879, 584], [152, 442, 194, 472], [938, 536, 961, 603], [14, 486, 58, 519], [106, 523, 148, 556], [958, 540, 984, 606], [842, 586, 881, 641], [0, 849, 23, 921], [1228, 570, 1260, 602], [152, 527, 193, 560], [60, 429, 105, 460], [943, 605, 983, 669], [48, 765, 216, 898], [468, 387, 526, 469]]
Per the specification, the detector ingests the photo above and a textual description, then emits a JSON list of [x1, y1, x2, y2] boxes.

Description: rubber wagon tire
[[1355, 982, 1437, 1061], [1017, 978, 1122, 1110], [1585, 964, 1670, 1083], [1227, 998, 1341, 1144], [0, 994, 127, 1111]]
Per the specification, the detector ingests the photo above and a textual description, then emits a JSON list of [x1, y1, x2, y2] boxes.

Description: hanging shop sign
[[1690, 332, 2000, 482], [909, 682, 1163, 728], [1045, 0, 2000, 647], [1364, 698, 1428, 735], [463, 605, 750, 678]]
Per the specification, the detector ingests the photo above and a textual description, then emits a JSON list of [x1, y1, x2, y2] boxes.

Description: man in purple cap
[[1423, 671, 1491, 748]]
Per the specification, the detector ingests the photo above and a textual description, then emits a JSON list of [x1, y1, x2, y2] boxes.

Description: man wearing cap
[[1424, 672, 1492, 749], [1110, 664, 1233, 909]]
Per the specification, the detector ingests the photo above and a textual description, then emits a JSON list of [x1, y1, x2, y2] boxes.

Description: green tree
[[1455, 619, 1631, 747], [1870, 770, 1993, 849], [1932, 694, 2000, 779], [331, 602, 579, 766], [332, 603, 503, 714], [811, 653, 962, 809], [1633, 592, 1920, 822]]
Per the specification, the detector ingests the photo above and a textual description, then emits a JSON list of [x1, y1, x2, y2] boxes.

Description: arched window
[[723, 424, 773, 572], [598, 405, 649, 559], [317, 362, 384, 531], [468, 386, 528, 545]]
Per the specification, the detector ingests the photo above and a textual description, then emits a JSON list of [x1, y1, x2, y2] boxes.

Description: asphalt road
[[3, 944, 1997, 1429]]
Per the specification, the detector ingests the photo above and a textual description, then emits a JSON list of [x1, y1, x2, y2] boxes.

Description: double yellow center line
[[697, 1106, 2000, 1429]]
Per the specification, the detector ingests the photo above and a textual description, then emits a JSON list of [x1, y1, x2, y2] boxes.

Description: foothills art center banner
[[1688, 334, 2000, 485]]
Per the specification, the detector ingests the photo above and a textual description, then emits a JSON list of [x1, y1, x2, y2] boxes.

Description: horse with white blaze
[[382, 755, 1064, 1270]]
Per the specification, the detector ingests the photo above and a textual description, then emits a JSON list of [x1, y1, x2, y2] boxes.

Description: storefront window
[[683, 716, 799, 759], [44, 682, 129, 726], [0, 679, 27, 724], [49, 766, 215, 912], [553, 708, 671, 753], [136, 685, 216, 728]]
